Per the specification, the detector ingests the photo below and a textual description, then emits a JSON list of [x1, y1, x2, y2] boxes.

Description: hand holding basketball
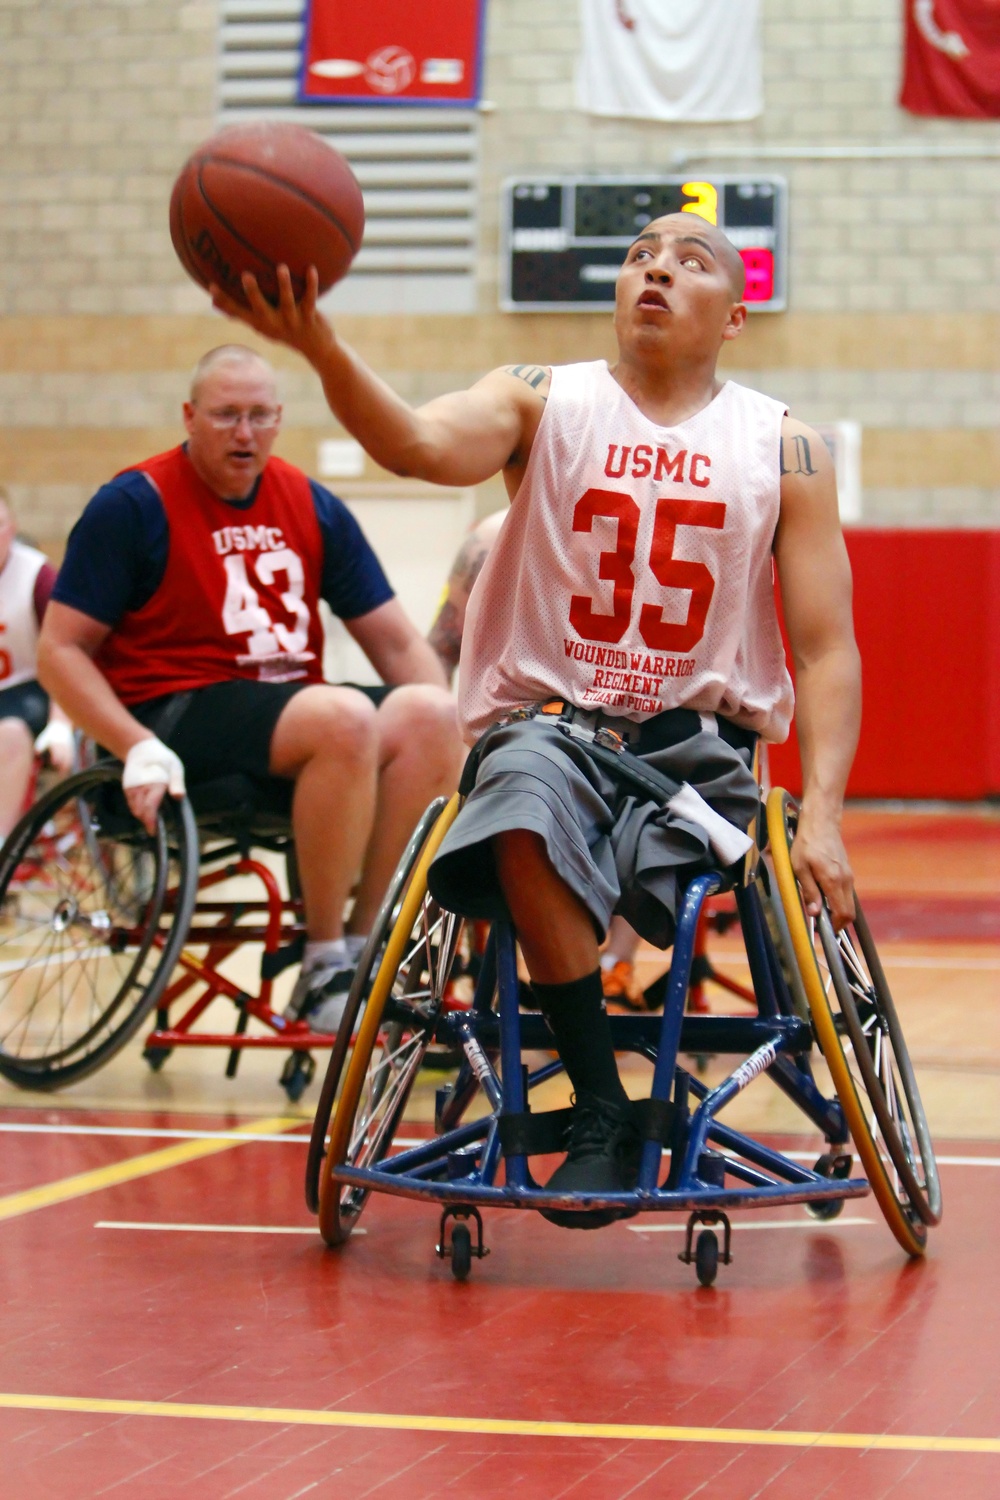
[[210, 263, 335, 365]]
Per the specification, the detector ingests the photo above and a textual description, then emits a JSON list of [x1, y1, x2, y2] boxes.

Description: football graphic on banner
[[901, 0, 1000, 117], [300, 0, 484, 105]]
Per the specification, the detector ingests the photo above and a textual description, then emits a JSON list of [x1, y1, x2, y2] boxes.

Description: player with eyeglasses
[[38, 344, 463, 1029], [201, 405, 281, 430]]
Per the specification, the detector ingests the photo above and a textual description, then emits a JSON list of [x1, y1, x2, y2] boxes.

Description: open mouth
[[637, 290, 669, 311]]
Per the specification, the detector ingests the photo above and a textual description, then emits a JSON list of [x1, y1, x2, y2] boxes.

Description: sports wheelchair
[[307, 787, 941, 1284], [0, 762, 346, 1101]]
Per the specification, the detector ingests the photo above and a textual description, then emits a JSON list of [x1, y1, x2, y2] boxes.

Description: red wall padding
[[766, 530, 1000, 800]]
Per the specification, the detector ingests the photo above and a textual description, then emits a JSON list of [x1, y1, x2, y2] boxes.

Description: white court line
[[95, 1219, 365, 1236], [629, 1217, 875, 1234], [709, 953, 1000, 972], [0, 1124, 997, 1168], [0, 946, 113, 977], [782, 1150, 1000, 1167]]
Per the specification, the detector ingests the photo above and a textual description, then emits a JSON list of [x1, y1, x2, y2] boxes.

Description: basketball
[[169, 121, 365, 307]]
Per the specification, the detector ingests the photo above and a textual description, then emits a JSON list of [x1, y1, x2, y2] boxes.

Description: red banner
[[900, 0, 1000, 117], [299, 0, 486, 106]]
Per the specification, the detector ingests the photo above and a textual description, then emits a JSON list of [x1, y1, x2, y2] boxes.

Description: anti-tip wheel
[[695, 1229, 719, 1287], [450, 1223, 473, 1281], [805, 1152, 850, 1220]]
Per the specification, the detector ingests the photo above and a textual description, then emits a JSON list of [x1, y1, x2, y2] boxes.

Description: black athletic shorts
[[130, 679, 394, 784], [0, 679, 49, 739]]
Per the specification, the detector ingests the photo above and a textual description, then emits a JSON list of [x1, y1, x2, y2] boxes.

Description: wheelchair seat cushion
[[188, 773, 293, 835], [427, 714, 758, 950]]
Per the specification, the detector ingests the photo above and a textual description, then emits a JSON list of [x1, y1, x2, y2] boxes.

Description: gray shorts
[[427, 713, 760, 949]]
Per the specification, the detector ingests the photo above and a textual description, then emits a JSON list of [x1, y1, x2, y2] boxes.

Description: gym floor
[[0, 805, 997, 1499]]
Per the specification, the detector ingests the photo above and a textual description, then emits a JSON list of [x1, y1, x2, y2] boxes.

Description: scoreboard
[[501, 175, 787, 313]]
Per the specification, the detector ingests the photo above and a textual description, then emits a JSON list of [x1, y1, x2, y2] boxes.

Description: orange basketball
[[169, 121, 365, 307]]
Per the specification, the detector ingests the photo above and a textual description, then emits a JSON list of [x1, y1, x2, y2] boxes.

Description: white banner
[[577, 0, 763, 123]]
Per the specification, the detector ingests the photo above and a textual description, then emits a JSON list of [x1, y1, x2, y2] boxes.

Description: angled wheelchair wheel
[[766, 788, 940, 1255], [305, 794, 449, 1213], [314, 794, 463, 1245], [0, 765, 198, 1089]]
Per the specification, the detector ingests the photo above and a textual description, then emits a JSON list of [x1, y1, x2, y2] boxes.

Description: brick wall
[[0, 0, 996, 547]]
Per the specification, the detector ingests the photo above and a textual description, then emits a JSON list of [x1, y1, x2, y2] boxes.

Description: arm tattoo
[[502, 363, 548, 398], [427, 601, 463, 679], [452, 533, 490, 593], [779, 433, 819, 477], [426, 532, 493, 680]]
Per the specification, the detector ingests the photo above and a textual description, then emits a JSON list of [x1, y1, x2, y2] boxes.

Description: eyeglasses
[[199, 406, 281, 431]]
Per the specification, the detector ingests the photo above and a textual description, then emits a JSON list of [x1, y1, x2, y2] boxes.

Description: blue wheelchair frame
[[330, 867, 870, 1249]]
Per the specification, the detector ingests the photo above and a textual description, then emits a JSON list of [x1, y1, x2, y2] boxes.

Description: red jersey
[[97, 446, 326, 705]]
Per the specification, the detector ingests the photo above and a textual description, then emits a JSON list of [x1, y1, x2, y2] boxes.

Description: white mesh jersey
[[0, 540, 46, 688], [458, 361, 794, 744]]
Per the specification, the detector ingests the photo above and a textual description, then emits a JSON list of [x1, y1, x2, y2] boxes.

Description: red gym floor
[[0, 807, 997, 1498]]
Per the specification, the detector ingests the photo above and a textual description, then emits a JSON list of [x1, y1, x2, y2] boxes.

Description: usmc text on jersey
[[212, 524, 288, 555]]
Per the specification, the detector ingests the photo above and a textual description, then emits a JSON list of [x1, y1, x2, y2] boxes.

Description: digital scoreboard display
[[501, 175, 787, 313]]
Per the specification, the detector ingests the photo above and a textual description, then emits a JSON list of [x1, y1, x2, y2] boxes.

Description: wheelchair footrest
[[260, 934, 305, 981]]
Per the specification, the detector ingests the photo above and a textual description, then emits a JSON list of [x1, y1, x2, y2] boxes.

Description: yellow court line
[[0, 1393, 996, 1456], [0, 1115, 299, 1224]]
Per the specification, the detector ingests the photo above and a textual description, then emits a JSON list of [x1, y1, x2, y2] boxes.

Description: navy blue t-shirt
[[54, 465, 394, 628]]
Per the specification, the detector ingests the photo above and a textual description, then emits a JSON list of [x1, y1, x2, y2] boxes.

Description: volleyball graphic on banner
[[299, 0, 485, 105]]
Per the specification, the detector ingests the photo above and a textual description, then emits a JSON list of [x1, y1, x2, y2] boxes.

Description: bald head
[[632, 213, 745, 299], [190, 345, 276, 404]]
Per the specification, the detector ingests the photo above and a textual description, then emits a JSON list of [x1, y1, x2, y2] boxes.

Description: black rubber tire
[[805, 1152, 848, 1220], [0, 765, 198, 1089], [280, 1051, 315, 1103], [766, 789, 938, 1255], [304, 797, 447, 1214], [316, 796, 463, 1246], [450, 1223, 472, 1281], [695, 1229, 719, 1287], [817, 904, 941, 1227]]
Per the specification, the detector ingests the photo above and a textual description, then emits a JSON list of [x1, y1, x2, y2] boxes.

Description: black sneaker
[[540, 1090, 642, 1230]]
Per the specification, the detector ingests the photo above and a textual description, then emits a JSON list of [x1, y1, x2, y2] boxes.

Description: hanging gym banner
[[900, 0, 1000, 117], [577, 0, 762, 123], [299, 0, 487, 106]]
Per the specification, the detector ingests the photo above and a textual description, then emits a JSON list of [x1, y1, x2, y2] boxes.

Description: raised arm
[[211, 266, 547, 489], [773, 416, 862, 929]]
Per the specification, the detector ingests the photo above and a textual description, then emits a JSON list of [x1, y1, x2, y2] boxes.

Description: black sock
[[531, 970, 629, 1109]]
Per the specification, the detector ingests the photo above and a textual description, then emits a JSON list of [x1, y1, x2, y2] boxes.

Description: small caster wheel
[[280, 1051, 315, 1103], [806, 1151, 851, 1220], [142, 1046, 171, 1073], [695, 1229, 719, 1287], [450, 1223, 472, 1281]]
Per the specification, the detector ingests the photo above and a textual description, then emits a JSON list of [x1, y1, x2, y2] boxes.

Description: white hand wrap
[[122, 737, 186, 798], [668, 782, 754, 867], [34, 720, 74, 759]]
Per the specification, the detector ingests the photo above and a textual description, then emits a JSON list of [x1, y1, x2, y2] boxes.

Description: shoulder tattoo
[[502, 364, 548, 399], [779, 432, 819, 477]]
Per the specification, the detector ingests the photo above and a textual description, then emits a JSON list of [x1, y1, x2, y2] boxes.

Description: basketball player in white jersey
[[214, 213, 860, 1217], [0, 491, 73, 840], [429, 507, 650, 1010]]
